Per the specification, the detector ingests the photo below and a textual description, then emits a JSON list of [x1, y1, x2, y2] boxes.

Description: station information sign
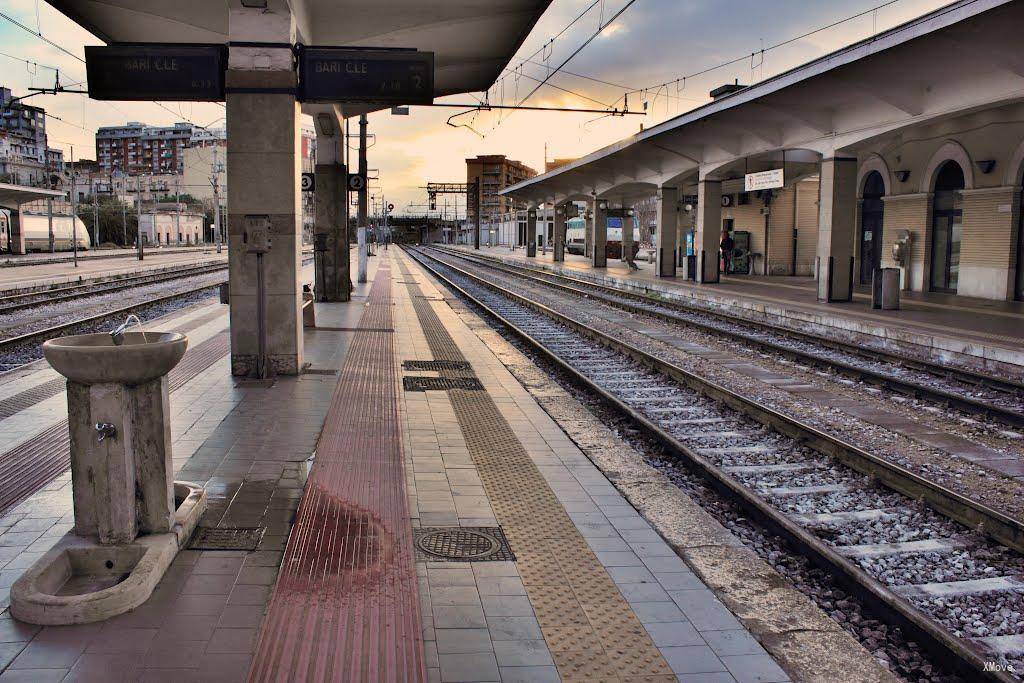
[[299, 48, 434, 104], [85, 44, 226, 101], [744, 168, 785, 192]]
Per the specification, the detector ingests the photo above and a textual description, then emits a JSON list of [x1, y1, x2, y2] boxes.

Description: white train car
[[0, 212, 91, 252]]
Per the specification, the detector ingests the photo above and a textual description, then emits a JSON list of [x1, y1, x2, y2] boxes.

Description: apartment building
[[465, 155, 536, 225], [0, 86, 64, 186], [95, 122, 226, 175]]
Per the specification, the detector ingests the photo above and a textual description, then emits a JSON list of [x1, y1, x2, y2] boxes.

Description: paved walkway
[[0, 249, 805, 682]]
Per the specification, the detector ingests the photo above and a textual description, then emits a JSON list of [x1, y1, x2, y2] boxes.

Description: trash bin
[[872, 267, 900, 310]]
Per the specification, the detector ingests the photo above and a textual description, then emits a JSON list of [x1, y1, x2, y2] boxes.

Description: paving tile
[[433, 605, 488, 629], [630, 601, 688, 624], [670, 590, 742, 631], [434, 628, 493, 654], [0, 618, 39, 643], [491, 639, 553, 667], [156, 614, 219, 642], [142, 637, 205, 669], [619, 581, 672, 603], [85, 627, 157, 654], [431, 586, 482, 607], [654, 571, 705, 591], [197, 653, 252, 683], [0, 642, 25, 670], [643, 621, 706, 648], [498, 665, 560, 683], [438, 652, 499, 682], [0, 668, 68, 682], [702, 630, 765, 657], [192, 555, 244, 575], [180, 572, 236, 595], [485, 617, 544, 641], [207, 627, 257, 654], [721, 653, 790, 683], [481, 595, 534, 618], [218, 605, 266, 628], [475, 576, 527, 596], [660, 645, 729, 674], [64, 653, 142, 682], [675, 673, 739, 683]]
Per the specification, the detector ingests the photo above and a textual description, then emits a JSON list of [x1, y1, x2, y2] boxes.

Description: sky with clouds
[[0, 0, 949, 213]]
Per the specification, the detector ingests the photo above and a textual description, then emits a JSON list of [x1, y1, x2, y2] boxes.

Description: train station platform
[[0, 248, 891, 682], [0, 249, 228, 293], [451, 245, 1024, 379]]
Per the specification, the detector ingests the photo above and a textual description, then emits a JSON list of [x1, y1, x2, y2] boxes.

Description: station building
[[501, 0, 1024, 303]]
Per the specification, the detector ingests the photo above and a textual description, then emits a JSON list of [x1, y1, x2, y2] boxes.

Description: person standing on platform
[[720, 230, 735, 275]]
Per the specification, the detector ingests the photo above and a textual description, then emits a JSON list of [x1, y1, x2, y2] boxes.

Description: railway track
[[0, 262, 228, 314], [409, 245, 1024, 682], [0, 281, 224, 367], [434, 246, 1024, 430]]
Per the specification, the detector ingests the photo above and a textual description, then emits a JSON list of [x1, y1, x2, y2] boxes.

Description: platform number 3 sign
[[301, 173, 315, 192]]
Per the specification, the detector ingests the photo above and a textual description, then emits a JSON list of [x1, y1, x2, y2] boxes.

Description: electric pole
[[174, 176, 181, 245], [136, 175, 144, 261], [358, 114, 368, 227], [69, 146, 78, 268], [210, 148, 222, 253]]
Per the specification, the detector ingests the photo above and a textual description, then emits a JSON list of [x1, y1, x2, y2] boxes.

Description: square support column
[[313, 125, 350, 302], [226, 8, 303, 376], [656, 186, 679, 277], [7, 210, 25, 254], [695, 179, 722, 283], [526, 208, 537, 257], [584, 210, 593, 258], [816, 157, 858, 302], [553, 203, 567, 262], [592, 200, 607, 268], [622, 213, 634, 263]]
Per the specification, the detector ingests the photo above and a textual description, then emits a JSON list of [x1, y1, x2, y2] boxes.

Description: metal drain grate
[[190, 526, 266, 551], [414, 527, 514, 562], [402, 360, 472, 372], [403, 376, 483, 392]]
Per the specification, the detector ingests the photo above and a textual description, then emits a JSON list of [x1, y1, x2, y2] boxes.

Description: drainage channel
[[408, 245, 1023, 682]]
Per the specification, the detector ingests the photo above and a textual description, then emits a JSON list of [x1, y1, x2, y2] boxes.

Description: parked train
[[0, 212, 91, 252], [565, 217, 639, 259]]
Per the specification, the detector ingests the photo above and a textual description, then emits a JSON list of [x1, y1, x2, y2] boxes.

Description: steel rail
[[408, 245, 1016, 683], [0, 281, 224, 358], [436, 247, 1024, 428], [0, 263, 229, 314]]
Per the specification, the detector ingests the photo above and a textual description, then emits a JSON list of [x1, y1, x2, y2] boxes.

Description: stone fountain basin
[[42, 331, 187, 385], [10, 482, 206, 625]]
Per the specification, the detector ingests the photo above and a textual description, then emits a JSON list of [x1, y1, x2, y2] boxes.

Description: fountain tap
[[95, 422, 117, 442], [110, 315, 143, 346]]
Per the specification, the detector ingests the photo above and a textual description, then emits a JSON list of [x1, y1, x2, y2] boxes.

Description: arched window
[[930, 161, 965, 293], [859, 171, 885, 284]]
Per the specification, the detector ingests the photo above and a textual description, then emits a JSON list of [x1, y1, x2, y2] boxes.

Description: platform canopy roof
[[0, 183, 66, 211], [501, 0, 1024, 205], [46, 0, 552, 99]]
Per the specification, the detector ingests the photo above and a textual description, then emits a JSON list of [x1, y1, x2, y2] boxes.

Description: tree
[[633, 195, 657, 246], [76, 195, 137, 247]]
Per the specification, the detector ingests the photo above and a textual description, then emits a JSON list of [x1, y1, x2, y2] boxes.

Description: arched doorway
[[859, 171, 885, 285], [930, 161, 965, 293]]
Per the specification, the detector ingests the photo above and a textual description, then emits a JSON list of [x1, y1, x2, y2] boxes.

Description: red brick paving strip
[[248, 268, 426, 682]]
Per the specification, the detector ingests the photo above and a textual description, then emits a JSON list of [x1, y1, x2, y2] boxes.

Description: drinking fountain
[[10, 321, 207, 625]]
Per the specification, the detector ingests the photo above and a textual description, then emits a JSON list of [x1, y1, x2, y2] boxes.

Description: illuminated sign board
[[299, 48, 433, 104], [85, 44, 225, 101]]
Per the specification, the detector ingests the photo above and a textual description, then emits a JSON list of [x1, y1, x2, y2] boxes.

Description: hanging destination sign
[[299, 48, 434, 105], [85, 44, 226, 101]]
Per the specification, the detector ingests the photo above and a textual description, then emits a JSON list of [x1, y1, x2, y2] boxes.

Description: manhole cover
[[413, 527, 514, 562], [403, 376, 483, 392], [189, 526, 266, 551], [402, 360, 472, 372]]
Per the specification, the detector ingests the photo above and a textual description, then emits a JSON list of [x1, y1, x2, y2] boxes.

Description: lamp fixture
[[240, 0, 268, 8], [894, 170, 910, 182], [976, 159, 996, 174], [598, 200, 608, 211], [626, 208, 635, 217]]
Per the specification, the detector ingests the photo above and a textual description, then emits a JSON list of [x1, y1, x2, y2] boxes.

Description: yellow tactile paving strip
[[397, 256, 675, 682]]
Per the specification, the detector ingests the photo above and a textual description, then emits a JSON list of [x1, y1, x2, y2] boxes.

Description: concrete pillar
[[526, 208, 537, 257], [592, 200, 608, 268], [622, 212, 634, 263], [584, 209, 593, 258], [816, 157, 858, 302], [313, 115, 350, 302], [695, 179, 722, 283], [226, 7, 303, 376], [7, 209, 25, 254], [553, 203, 567, 262], [656, 186, 679, 277]]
